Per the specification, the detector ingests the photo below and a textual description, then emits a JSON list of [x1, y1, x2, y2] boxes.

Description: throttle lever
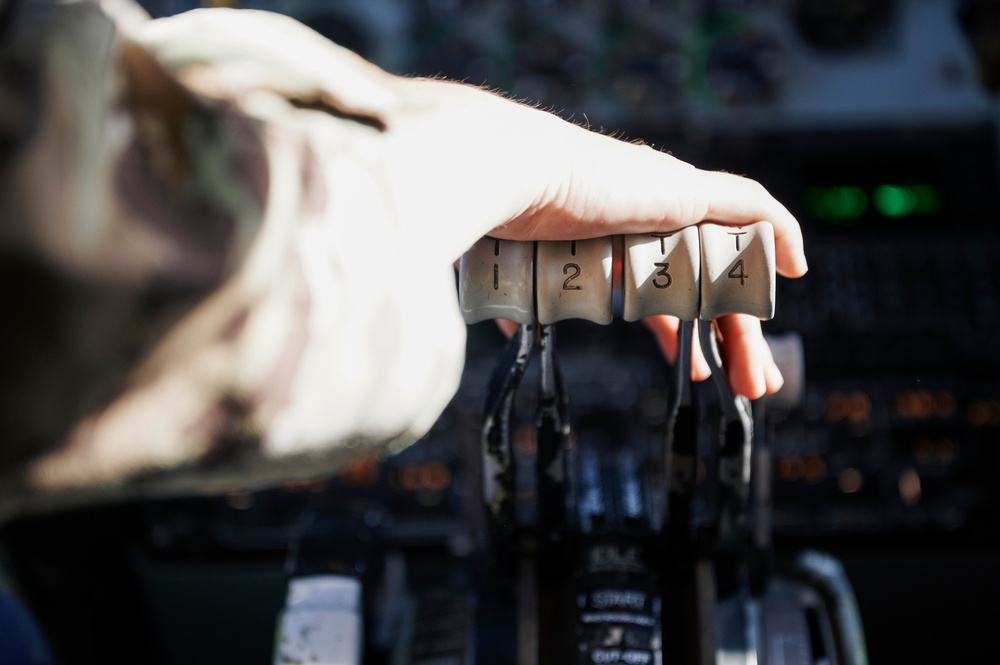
[[696, 220, 776, 546], [697, 220, 776, 597], [698, 318, 754, 550], [660, 319, 697, 535]]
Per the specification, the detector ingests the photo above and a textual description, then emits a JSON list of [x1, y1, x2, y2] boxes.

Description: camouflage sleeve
[[0, 2, 466, 521]]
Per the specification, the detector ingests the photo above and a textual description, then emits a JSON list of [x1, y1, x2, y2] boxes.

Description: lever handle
[[536, 238, 614, 325], [458, 236, 535, 325], [459, 223, 776, 325], [699, 222, 776, 321], [622, 227, 701, 322]]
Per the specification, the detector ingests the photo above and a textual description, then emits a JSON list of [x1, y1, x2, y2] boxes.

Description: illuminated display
[[805, 184, 944, 223], [872, 185, 944, 217], [805, 186, 868, 221]]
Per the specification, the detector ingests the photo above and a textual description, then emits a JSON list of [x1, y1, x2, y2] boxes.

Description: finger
[[763, 345, 784, 394], [715, 314, 783, 399], [495, 318, 519, 339], [644, 315, 679, 364], [695, 170, 808, 278], [690, 321, 712, 382], [643, 315, 711, 382], [488, 125, 806, 278]]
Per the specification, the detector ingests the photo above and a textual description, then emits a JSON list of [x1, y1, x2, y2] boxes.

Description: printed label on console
[[589, 648, 653, 664], [589, 589, 647, 611]]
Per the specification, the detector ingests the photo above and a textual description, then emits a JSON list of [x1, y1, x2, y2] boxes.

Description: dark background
[[4, 1, 1000, 664]]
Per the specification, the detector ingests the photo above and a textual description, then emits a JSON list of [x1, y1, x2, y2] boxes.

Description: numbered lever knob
[[699, 222, 775, 320], [459, 237, 535, 324], [622, 227, 701, 321], [536, 238, 614, 325]]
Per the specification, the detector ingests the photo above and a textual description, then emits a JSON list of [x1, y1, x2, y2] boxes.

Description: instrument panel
[[131, 0, 1000, 543]]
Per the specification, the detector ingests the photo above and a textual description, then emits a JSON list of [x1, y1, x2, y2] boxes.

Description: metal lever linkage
[[482, 323, 535, 546], [535, 324, 574, 542]]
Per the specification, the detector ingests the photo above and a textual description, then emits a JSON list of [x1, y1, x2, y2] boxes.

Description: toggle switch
[[622, 227, 701, 321], [458, 236, 535, 324], [699, 222, 775, 320], [536, 238, 614, 324]]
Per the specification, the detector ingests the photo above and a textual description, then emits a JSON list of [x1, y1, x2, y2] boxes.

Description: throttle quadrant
[[459, 222, 776, 324]]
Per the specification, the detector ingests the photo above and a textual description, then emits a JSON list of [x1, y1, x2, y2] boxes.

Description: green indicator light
[[804, 187, 829, 218], [805, 186, 868, 222], [911, 185, 944, 215], [833, 186, 868, 219], [810, 184, 942, 221], [874, 185, 916, 218]]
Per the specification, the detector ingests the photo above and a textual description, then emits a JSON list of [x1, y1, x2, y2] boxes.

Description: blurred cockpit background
[[3, 2, 1000, 664]]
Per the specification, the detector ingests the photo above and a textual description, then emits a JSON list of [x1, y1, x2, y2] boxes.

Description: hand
[[379, 78, 806, 399], [643, 314, 785, 399], [137, 8, 805, 399]]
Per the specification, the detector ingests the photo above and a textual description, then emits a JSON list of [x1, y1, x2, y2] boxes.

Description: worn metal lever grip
[[623, 227, 701, 321], [459, 236, 535, 324], [536, 238, 614, 325], [699, 222, 776, 321]]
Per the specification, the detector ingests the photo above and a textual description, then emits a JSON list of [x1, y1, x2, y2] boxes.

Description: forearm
[[0, 5, 468, 521]]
